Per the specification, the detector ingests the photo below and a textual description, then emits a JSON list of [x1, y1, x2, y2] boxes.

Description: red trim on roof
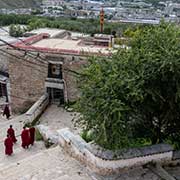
[[12, 33, 111, 56]]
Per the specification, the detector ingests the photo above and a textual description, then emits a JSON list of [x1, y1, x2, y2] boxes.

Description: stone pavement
[[39, 104, 79, 133], [94, 167, 161, 180], [165, 165, 180, 180], [0, 146, 91, 180]]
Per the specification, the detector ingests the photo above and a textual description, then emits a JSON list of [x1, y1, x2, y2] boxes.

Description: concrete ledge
[[25, 93, 49, 123], [37, 125, 59, 144], [87, 143, 173, 160], [57, 128, 173, 175]]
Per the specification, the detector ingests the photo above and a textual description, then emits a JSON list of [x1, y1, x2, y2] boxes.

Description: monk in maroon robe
[[21, 126, 30, 149], [4, 134, 13, 155], [29, 127, 35, 146], [3, 105, 10, 119], [7, 125, 17, 143]]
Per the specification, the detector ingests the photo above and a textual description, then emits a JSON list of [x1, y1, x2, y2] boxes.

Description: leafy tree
[[0, 14, 149, 36], [9, 24, 25, 37], [76, 22, 180, 150], [130, 22, 180, 148]]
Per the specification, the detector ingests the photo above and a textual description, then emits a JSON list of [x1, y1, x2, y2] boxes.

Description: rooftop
[[0, 26, 21, 46], [32, 38, 111, 55], [13, 30, 113, 56]]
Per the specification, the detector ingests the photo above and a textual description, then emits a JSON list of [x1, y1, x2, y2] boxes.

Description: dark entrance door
[[47, 88, 64, 105]]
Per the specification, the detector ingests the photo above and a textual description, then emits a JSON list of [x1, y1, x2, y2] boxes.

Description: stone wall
[[7, 49, 92, 112], [8, 50, 48, 113], [63, 55, 87, 101], [25, 93, 49, 123], [0, 46, 9, 73], [57, 128, 173, 175], [37, 125, 174, 176]]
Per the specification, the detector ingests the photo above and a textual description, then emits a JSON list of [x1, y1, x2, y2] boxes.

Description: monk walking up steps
[[21, 126, 30, 149], [4, 134, 13, 155], [7, 125, 17, 143]]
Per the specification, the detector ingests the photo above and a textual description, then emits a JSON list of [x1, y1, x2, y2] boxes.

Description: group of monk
[[4, 125, 35, 156]]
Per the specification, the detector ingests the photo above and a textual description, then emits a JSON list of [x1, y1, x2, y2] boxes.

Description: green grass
[[35, 128, 43, 141]]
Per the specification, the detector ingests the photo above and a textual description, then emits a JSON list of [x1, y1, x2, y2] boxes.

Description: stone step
[[0, 115, 25, 143], [0, 146, 90, 180], [0, 111, 91, 180], [0, 141, 45, 169]]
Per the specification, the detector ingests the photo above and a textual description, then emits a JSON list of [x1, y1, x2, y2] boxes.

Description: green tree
[[130, 22, 180, 147], [9, 24, 25, 37], [76, 22, 180, 150]]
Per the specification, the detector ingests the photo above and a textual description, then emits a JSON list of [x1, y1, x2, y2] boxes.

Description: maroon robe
[[4, 137, 13, 155], [3, 105, 10, 119], [7, 128, 17, 143], [29, 127, 35, 145], [21, 129, 30, 149]]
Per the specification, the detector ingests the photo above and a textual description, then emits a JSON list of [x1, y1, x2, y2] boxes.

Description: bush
[[9, 24, 26, 37], [80, 130, 95, 143], [35, 128, 43, 141]]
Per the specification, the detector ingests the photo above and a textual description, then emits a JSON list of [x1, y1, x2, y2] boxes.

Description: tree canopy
[[76, 22, 180, 150]]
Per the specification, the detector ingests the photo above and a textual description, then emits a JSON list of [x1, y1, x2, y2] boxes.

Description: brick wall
[[63, 55, 87, 102], [0, 47, 9, 73], [7, 50, 88, 112], [8, 50, 48, 113]]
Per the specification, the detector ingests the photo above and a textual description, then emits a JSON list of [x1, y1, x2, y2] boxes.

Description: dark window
[[48, 63, 63, 79]]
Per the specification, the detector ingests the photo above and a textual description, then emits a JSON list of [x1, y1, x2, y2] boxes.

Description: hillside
[[0, 0, 42, 9]]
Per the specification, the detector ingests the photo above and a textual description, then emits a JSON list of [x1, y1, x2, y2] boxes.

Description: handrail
[[26, 93, 49, 123]]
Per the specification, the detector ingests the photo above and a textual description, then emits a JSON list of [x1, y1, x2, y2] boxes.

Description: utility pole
[[100, 8, 104, 33]]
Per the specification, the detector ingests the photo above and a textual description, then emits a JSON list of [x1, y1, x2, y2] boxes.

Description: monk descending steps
[[4, 134, 13, 155], [21, 126, 30, 149], [7, 125, 17, 143]]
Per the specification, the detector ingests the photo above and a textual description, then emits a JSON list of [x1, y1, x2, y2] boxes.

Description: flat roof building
[[5, 29, 114, 112]]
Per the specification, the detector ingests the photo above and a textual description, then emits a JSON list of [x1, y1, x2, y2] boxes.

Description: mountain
[[0, 0, 42, 9]]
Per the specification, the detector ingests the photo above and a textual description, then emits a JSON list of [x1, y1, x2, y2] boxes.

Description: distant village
[[0, 0, 180, 24]]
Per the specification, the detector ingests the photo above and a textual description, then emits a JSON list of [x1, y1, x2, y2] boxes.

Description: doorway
[[47, 88, 64, 105]]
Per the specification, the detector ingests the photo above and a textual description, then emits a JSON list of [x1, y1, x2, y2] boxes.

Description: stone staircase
[[0, 146, 90, 180], [0, 115, 91, 180], [0, 141, 45, 169]]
